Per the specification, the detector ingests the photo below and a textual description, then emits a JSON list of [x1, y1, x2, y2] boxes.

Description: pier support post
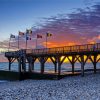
[[57, 56, 66, 75], [32, 58, 36, 71], [29, 61, 35, 72], [89, 55, 97, 74], [81, 55, 85, 77], [18, 57, 21, 73], [54, 62, 57, 73], [93, 55, 97, 74], [32, 62, 35, 71], [72, 63, 75, 74], [38, 57, 48, 74], [8, 58, 11, 71], [57, 57, 61, 76], [9, 62, 11, 71], [41, 62, 45, 74], [67, 55, 76, 74], [29, 58, 33, 72], [27, 57, 36, 72], [58, 61, 61, 75], [50, 57, 57, 73], [93, 62, 96, 74], [72, 56, 76, 74], [22, 50, 26, 72], [22, 56, 26, 72]]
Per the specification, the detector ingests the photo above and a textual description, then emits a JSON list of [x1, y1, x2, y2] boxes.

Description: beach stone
[[0, 74, 100, 100]]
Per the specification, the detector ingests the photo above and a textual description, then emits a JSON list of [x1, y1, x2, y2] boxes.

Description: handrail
[[25, 43, 100, 55]]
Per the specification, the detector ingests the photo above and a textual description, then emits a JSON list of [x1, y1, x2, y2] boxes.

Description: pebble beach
[[0, 73, 100, 100]]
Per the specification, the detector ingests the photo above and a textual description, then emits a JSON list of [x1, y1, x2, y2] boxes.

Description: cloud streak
[[33, 2, 100, 46], [1, 2, 100, 51]]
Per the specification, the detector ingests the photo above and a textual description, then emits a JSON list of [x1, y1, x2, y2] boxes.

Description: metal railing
[[26, 43, 100, 55]]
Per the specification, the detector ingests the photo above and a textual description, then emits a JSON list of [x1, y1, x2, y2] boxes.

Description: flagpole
[[8, 37, 11, 51], [18, 35, 19, 50], [46, 33, 47, 48], [36, 38, 37, 49], [26, 33, 27, 49]]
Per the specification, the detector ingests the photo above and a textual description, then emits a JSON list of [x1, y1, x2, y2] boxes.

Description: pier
[[4, 43, 100, 80]]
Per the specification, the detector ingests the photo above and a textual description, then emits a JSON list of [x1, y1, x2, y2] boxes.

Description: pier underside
[[4, 43, 100, 80]]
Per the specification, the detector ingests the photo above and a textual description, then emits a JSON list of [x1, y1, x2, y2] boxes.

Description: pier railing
[[26, 43, 100, 55]]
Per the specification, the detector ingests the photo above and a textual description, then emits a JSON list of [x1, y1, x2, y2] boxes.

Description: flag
[[29, 29, 32, 35], [26, 37, 31, 40], [26, 29, 32, 35], [46, 33, 52, 37], [37, 34, 42, 38], [19, 31, 24, 36], [10, 34, 15, 38]]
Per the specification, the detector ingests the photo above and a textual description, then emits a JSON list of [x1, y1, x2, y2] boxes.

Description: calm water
[[0, 62, 100, 72], [0, 62, 100, 82]]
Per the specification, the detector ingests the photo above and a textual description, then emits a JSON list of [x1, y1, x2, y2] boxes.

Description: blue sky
[[0, 0, 94, 41]]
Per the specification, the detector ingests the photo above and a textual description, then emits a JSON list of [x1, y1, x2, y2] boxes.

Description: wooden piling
[[93, 55, 97, 74], [81, 55, 84, 77], [93, 62, 96, 74], [54, 62, 57, 73], [41, 62, 45, 74], [72, 63, 74, 74], [8, 58, 11, 71], [50, 57, 57, 73], [22, 57, 26, 72], [18, 57, 21, 73], [4, 43, 100, 80], [28, 57, 33, 72], [57, 57, 61, 75], [38, 57, 48, 74]]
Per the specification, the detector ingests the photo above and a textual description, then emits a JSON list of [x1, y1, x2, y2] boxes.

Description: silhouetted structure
[[4, 43, 100, 80]]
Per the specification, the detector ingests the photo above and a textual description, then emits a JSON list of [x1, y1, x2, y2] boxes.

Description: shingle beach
[[0, 73, 100, 100]]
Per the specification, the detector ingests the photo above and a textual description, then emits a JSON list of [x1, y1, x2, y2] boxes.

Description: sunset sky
[[0, 0, 100, 50]]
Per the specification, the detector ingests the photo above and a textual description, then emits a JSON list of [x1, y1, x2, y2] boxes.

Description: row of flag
[[9, 29, 53, 49], [10, 30, 52, 40]]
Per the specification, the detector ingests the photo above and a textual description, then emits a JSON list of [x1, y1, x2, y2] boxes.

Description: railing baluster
[[14, 43, 100, 55]]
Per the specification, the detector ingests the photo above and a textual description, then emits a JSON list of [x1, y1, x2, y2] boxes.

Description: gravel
[[0, 73, 100, 100]]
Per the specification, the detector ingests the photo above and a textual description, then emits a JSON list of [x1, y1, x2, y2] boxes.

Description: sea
[[0, 62, 100, 82], [0, 62, 100, 72]]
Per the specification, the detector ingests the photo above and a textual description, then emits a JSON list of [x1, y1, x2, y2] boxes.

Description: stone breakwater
[[0, 74, 100, 100]]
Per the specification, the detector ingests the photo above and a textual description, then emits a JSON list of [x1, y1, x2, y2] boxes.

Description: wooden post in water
[[22, 56, 26, 72], [27, 56, 32, 72], [72, 63, 75, 74], [32, 62, 34, 71], [58, 57, 61, 76], [29, 57, 33, 72], [41, 62, 45, 74], [57, 56, 66, 75], [81, 55, 84, 77], [18, 57, 21, 73], [93, 55, 97, 74], [58, 62, 61, 75], [39, 57, 48, 74], [93, 62, 96, 74], [72, 56, 76, 74], [8, 58, 11, 71], [27, 57, 36, 72], [50, 57, 57, 73], [54, 62, 57, 73], [29, 62, 32, 72], [67, 56, 75, 74], [32, 58, 36, 71]]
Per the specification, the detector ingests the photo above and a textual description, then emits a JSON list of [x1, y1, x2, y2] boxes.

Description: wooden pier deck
[[4, 43, 100, 80]]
